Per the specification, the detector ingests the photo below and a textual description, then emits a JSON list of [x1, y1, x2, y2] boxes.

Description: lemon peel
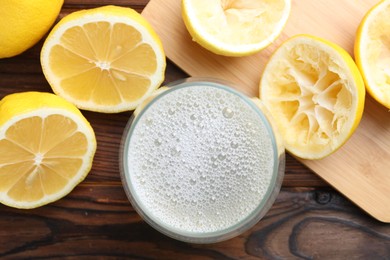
[[0, 0, 63, 58]]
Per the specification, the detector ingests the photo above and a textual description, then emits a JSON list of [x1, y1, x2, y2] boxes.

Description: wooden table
[[1, 0, 389, 258]]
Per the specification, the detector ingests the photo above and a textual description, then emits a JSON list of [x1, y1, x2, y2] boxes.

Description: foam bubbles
[[154, 138, 162, 146], [222, 107, 234, 118], [126, 85, 275, 234]]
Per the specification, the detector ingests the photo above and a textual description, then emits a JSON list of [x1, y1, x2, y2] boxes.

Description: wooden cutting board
[[142, 0, 390, 223]]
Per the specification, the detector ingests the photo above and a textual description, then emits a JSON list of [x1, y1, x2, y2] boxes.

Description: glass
[[120, 78, 285, 243]]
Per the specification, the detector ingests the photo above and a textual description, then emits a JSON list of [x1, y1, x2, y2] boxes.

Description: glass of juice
[[120, 78, 285, 243]]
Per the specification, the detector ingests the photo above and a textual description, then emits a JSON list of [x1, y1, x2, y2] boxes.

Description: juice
[[121, 79, 284, 243]]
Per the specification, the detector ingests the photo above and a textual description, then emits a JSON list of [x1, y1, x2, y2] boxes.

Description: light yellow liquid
[[124, 84, 277, 234]]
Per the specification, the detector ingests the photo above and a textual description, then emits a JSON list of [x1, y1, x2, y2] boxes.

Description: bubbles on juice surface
[[222, 107, 234, 118], [126, 85, 275, 234]]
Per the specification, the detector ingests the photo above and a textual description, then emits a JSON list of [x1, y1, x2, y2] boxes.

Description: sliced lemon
[[0, 92, 96, 209], [41, 5, 166, 113], [260, 35, 365, 159], [182, 0, 291, 57], [355, 0, 390, 109]]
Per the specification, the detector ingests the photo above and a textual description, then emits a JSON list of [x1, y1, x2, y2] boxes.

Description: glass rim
[[120, 77, 285, 243]]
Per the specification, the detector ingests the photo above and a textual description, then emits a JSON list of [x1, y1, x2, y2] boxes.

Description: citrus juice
[[120, 79, 284, 243]]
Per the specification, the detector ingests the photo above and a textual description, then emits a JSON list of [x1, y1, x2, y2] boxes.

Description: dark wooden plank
[[0, 185, 388, 259]]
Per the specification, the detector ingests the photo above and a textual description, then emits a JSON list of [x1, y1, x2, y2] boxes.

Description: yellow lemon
[[355, 0, 390, 109], [182, 0, 291, 57], [0, 0, 63, 58], [0, 92, 96, 209], [41, 5, 166, 113], [260, 35, 365, 159]]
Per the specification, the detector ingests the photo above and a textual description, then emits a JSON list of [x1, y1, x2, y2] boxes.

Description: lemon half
[[182, 0, 291, 57], [355, 0, 390, 109], [41, 5, 166, 113], [260, 35, 365, 159], [0, 92, 96, 209], [0, 0, 63, 58]]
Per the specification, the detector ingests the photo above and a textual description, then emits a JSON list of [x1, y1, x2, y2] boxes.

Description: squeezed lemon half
[[260, 35, 365, 159], [355, 0, 390, 109], [182, 0, 291, 57]]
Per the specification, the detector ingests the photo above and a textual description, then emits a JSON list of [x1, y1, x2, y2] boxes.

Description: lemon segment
[[41, 5, 166, 113], [182, 0, 291, 56], [0, 92, 96, 209], [0, 0, 63, 58], [355, 0, 390, 109], [260, 35, 365, 159]]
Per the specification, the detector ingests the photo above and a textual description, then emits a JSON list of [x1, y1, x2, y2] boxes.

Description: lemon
[[0, 0, 63, 58], [0, 92, 96, 209], [260, 35, 365, 160], [181, 0, 291, 57], [41, 5, 166, 113], [355, 0, 390, 109]]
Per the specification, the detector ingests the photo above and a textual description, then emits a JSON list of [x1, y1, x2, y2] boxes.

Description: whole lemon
[[0, 0, 64, 58]]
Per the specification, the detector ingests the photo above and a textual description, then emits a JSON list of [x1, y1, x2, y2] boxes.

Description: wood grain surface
[[142, 0, 390, 223], [0, 0, 389, 259]]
